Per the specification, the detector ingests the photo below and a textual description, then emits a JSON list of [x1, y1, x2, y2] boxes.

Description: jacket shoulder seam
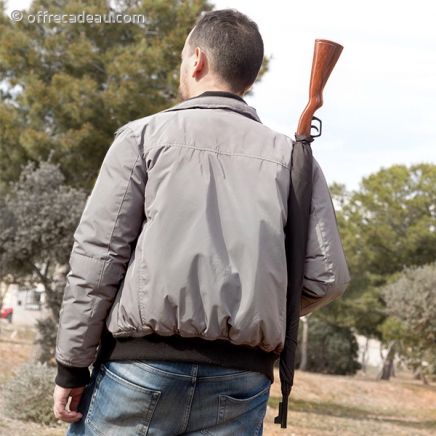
[[125, 125, 147, 154], [144, 142, 291, 169], [106, 153, 143, 258], [106, 125, 144, 260]]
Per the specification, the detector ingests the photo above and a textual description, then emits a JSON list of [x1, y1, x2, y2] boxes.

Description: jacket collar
[[164, 94, 262, 124]]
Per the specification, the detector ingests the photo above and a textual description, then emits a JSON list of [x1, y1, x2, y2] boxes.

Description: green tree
[[0, 159, 87, 360], [0, 159, 87, 316], [0, 100, 29, 192], [382, 263, 436, 382], [0, 0, 269, 191], [0, 0, 214, 189], [296, 318, 361, 376], [317, 165, 436, 375], [352, 165, 436, 274]]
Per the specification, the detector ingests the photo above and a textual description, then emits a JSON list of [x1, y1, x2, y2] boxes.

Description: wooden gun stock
[[296, 39, 343, 136]]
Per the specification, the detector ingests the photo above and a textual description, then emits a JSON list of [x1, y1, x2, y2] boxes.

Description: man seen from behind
[[53, 9, 350, 435]]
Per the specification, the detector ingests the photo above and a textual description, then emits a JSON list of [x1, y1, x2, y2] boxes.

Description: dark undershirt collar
[[196, 91, 246, 103]]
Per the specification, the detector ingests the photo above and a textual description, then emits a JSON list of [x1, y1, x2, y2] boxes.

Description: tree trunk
[[422, 373, 429, 385], [51, 263, 69, 321], [376, 340, 395, 381], [299, 313, 312, 371], [380, 356, 394, 380], [390, 359, 396, 378], [31, 263, 69, 363], [361, 336, 369, 374], [29, 329, 45, 363], [414, 366, 430, 385]]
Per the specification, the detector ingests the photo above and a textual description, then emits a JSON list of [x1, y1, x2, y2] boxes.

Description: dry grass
[[264, 369, 436, 435], [0, 324, 435, 435], [0, 419, 67, 436], [0, 324, 68, 435], [0, 324, 35, 384]]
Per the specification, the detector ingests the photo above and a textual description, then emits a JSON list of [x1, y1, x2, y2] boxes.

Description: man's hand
[[53, 384, 85, 423]]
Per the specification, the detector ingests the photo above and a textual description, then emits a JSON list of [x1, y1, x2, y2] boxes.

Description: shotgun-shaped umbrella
[[275, 39, 343, 429], [274, 133, 313, 428]]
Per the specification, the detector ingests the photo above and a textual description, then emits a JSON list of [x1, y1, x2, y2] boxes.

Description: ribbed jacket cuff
[[55, 361, 91, 388]]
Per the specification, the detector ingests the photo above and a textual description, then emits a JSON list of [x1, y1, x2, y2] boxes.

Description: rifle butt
[[297, 39, 343, 136]]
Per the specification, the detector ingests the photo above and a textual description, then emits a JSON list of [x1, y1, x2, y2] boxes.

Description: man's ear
[[192, 47, 206, 78]]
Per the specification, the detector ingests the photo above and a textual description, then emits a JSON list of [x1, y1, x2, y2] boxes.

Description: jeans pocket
[[217, 383, 270, 431], [86, 364, 161, 436]]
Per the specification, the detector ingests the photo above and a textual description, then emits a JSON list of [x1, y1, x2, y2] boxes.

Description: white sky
[[5, 0, 436, 191]]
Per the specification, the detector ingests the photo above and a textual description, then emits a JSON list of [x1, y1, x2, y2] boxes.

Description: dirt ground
[[0, 323, 435, 436], [263, 369, 436, 435]]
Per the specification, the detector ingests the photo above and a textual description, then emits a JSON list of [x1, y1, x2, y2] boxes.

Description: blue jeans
[[67, 360, 271, 436]]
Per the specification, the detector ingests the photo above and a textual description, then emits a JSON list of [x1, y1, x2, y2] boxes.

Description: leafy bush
[[2, 363, 58, 425], [383, 263, 436, 351], [296, 319, 361, 375]]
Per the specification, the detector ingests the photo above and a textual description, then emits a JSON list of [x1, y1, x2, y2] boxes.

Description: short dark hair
[[188, 9, 264, 95]]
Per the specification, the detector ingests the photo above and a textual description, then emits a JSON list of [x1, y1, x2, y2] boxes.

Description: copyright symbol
[[11, 10, 23, 21]]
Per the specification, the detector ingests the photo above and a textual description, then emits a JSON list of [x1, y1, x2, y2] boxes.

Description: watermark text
[[11, 10, 146, 24]]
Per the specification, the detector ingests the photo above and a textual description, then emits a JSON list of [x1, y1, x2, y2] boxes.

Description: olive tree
[[382, 263, 436, 383], [0, 159, 87, 361]]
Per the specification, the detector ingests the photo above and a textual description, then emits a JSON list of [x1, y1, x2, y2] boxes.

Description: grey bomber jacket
[[56, 95, 350, 372]]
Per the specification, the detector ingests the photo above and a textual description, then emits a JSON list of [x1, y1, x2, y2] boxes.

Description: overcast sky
[[5, 0, 436, 191]]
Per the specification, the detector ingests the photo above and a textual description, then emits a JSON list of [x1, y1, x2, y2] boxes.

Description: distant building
[[0, 283, 45, 326]]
